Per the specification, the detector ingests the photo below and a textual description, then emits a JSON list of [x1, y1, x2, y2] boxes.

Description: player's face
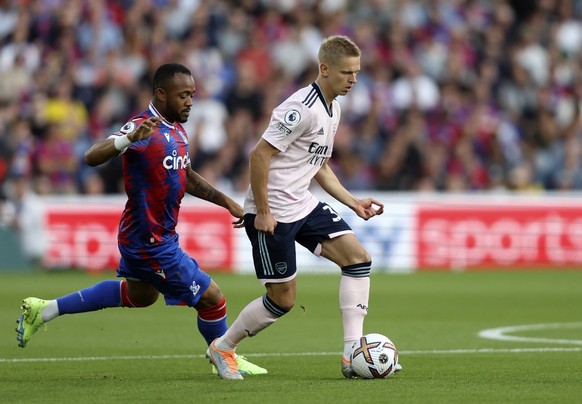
[[162, 73, 195, 123], [327, 56, 360, 97]]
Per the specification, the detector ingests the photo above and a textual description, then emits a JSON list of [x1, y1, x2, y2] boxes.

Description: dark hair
[[152, 63, 192, 95]]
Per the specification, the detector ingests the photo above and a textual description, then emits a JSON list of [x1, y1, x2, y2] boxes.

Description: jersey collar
[[148, 102, 175, 129], [311, 82, 333, 118]]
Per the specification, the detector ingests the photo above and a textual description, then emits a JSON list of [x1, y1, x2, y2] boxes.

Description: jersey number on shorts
[[323, 204, 342, 222]]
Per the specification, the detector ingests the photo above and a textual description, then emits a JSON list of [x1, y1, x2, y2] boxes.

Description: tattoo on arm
[[186, 168, 225, 206]]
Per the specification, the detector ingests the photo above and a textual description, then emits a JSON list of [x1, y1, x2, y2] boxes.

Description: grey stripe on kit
[[258, 232, 274, 276], [262, 294, 287, 317], [341, 264, 371, 278]]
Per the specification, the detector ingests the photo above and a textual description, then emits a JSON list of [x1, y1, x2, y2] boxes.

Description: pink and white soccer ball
[[350, 333, 399, 379]]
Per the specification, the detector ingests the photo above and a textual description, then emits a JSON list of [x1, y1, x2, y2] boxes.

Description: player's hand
[[353, 198, 384, 221], [228, 203, 245, 228], [254, 212, 277, 235], [232, 216, 244, 228], [128, 117, 161, 142]]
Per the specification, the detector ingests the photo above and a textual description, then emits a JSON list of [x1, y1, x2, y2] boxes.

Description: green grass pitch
[[1, 270, 581, 403]]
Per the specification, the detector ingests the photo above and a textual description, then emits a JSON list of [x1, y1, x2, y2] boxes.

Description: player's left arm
[[185, 167, 244, 228], [314, 160, 384, 221]]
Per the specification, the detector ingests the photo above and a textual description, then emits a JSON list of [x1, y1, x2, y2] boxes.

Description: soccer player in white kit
[[207, 35, 391, 379]]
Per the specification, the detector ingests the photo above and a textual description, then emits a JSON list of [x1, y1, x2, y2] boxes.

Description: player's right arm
[[84, 117, 161, 167], [248, 138, 280, 235]]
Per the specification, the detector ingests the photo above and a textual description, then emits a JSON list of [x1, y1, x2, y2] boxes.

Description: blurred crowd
[[0, 0, 582, 203]]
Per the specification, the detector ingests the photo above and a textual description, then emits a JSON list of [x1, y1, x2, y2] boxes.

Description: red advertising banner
[[44, 204, 235, 272], [417, 205, 582, 269]]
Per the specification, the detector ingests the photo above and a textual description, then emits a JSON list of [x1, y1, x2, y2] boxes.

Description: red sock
[[197, 297, 227, 345], [198, 297, 227, 321]]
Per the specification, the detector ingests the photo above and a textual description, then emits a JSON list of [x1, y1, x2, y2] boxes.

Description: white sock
[[215, 296, 278, 351], [343, 340, 356, 361], [339, 275, 370, 358], [41, 300, 60, 322]]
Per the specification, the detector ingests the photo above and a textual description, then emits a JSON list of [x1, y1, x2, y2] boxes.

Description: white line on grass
[[479, 322, 582, 345], [1, 347, 581, 364]]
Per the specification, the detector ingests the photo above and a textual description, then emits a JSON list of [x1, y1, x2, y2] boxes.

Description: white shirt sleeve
[[262, 100, 312, 152]]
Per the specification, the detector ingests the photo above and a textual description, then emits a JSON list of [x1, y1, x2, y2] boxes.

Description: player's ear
[[320, 62, 329, 77], [155, 87, 166, 102]]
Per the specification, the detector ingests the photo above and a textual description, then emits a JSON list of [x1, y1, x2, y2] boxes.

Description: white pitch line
[[1, 347, 581, 364], [479, 322, 582, 345]]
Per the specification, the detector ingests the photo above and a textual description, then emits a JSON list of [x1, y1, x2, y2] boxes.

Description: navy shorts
[[244, 201, 353, 284], [117, 238, 211, 307]]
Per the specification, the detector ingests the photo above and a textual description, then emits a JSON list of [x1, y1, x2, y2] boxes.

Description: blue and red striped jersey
[[109, 102, 190, 250]]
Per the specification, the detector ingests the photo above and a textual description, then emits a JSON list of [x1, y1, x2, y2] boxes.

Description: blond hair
[[318, 35, 361, 67]]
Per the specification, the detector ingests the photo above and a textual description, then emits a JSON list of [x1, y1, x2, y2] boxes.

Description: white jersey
[[244, 82, 341, 222]]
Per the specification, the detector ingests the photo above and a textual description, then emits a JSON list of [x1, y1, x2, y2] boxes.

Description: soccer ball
[[350, 333, 398, 379]]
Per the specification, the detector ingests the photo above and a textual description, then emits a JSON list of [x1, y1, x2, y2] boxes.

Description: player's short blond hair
[[318, 35, 361, 67]]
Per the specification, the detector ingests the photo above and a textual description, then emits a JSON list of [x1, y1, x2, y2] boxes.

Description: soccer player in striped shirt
[[207, 36, 399, 379], [16, 63, 266, 376]]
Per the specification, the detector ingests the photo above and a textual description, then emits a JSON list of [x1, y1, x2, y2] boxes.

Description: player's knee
[[323, 238, 371, 267], [346, 246, 371, 267], [353, 241, 372, 262], [358, 249, 372, 264], [196, 280, 223, 308]]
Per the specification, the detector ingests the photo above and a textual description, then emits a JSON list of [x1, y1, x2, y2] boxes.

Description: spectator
[[183, 82, 229, 169], [0, 0, 579, 195], [34, 123, 78, 194], [223, 59, 264, 121], [392, 61, 440, 111]]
